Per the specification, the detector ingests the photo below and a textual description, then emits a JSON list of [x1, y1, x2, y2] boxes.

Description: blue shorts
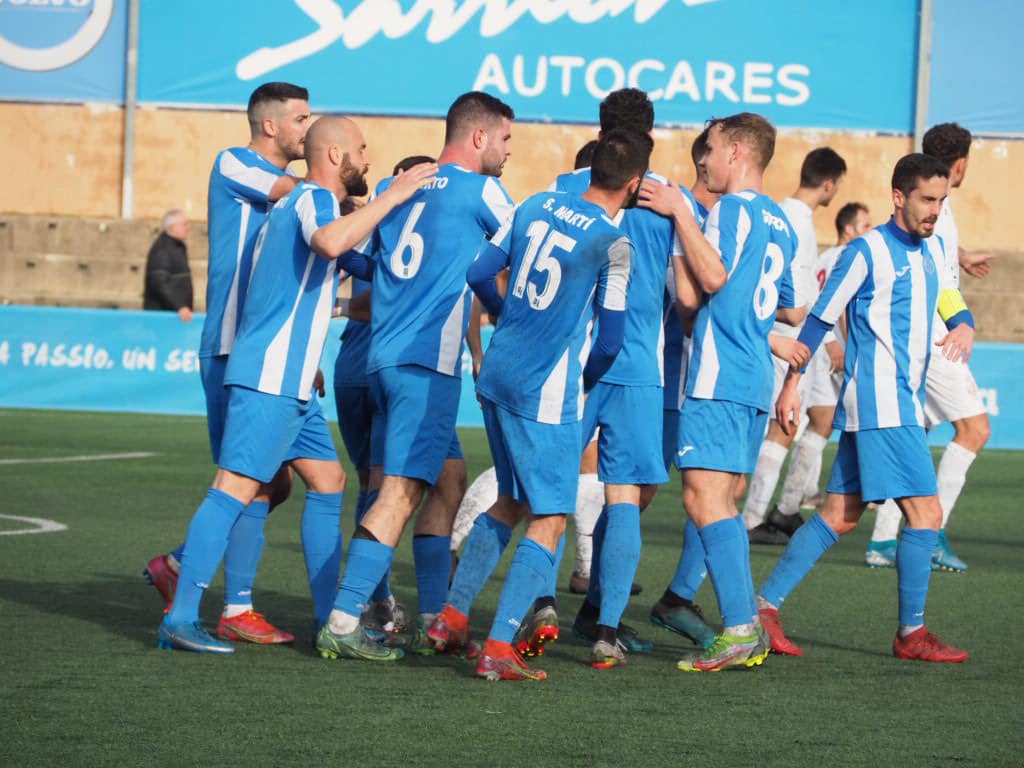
[[677, 397, 768, 474], [219, 386, 338, 483], [334, 385, 373, 471], [827, 427, 937, 503], [482, 398, 581, 516], [368, 364, 463, 484], [582, 382, 668, 486], [200, 355, 229, 463], [662, 408, 680, 472]]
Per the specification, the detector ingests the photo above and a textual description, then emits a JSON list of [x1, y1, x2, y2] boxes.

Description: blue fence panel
[[1, 306, 1020, 448], [137, 0, 918, 132], [928, 0, 1024, 137], [0, 0, 127, 104]]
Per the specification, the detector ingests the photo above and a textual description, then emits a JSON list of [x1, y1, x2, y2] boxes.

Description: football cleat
[[216, 610, 295, 644], [768, 507, 805, 537], [757, 606, 802, 656], [316, 623, 405, 662], [747, 522, 790, 545], [364, 597, 410, 634], [572, 610, 652, 653], [514, 605, 560, 657], [568, 571, 642, 596], [865, 539, 898, 568], [426, 606, 480, 658], [932, 530, 968, 573], [590, 639, 627, 670], [649, 597, 717, 649], [143, 554, 179, 606], [676, 631, 769, 672], [892, 627, 968, 663], [157, 618, 234, 654], [475, 640, 547, 681]]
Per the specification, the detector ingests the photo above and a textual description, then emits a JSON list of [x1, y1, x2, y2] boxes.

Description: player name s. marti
[[542, 197, 598, 231]]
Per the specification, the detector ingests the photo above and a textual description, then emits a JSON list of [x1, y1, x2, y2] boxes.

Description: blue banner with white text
[[1, 306, 1022, 450], [137, 0, 919, 132], [0, 0, 127, 104]]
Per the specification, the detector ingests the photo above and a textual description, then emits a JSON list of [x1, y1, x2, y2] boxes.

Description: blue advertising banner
[[927, 0, 1024, 137], [0, 0, 127, 104], [138, 0, 919, 132], [1, 306, 1022, 450]]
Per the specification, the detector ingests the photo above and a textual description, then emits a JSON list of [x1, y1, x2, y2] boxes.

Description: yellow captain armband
[[937, 288, 974, 328]]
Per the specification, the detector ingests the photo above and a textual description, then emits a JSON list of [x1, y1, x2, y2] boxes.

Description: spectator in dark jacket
[[144, 209, 194, 322]]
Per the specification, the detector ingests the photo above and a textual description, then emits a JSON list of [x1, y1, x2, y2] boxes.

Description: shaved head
[[304, 116, 370, 198]]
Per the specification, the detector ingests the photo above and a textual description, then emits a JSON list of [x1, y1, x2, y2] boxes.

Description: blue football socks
[[596, 503, 641, 628], [333, 538, 395, 618], [759, 512, 839, 609], [301, 491, 344, 624], [413, 534, 452, 616], [538, 532, 566, 602], [223, 499, 270, 608], [358, 488, 392, 603], [489, 537, 556, 644], [732, 515, 758, 621], [896, 527, 938, 629], [448, 513, 512, 615], [699, 517, 754, 630], [166, 488, 244, 625], [667, 518, 707, 601]]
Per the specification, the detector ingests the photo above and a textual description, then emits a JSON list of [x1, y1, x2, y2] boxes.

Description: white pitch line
[[0, 451, 158, 466], [0, 514, 68, 536]]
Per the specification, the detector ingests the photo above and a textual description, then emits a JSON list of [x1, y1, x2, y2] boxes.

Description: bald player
[[157, 117, 437, 654]]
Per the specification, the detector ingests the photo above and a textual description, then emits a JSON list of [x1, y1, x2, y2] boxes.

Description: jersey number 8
[[511, 220, 577, 311], [754, 242, 785, 320]]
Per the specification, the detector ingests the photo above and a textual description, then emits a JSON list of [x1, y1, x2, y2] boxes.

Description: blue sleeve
[[794, 314, 834, 371], [215, 149, 285, 205], [298, 188, 339, 246], [583, 306, 625, 391], [467, 242, 510, 317], [703, 196, 746, 275], [338, 250, 375, 281]]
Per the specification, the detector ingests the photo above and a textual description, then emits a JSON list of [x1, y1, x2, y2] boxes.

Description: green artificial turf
[[1, 409, 1021, 767]]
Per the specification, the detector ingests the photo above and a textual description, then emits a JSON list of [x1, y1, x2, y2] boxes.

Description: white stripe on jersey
[[220, 151, 280, 197], [299, 260, 339, 398], [600, 237, 631, 311], [259, 251, 317, 395], [296, 190, 322, 244], [908, 249, 928, 426], [218, 202, 251, 355], [867, 232, 900, 428], [577, 317, 595, 420], [819, 250, 868, 323], [437, 287, 467, 376], [691, 320, 719, 398], [482, 177, 515, 229], [538, 349, 570, 425], [727, 206, 752, 280]]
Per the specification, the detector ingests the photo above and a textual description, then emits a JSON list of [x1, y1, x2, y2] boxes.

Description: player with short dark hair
[[428, 128, 646, 680], [638, 111, 806, 672], [867, 124, 992, 572], [157, 117, 437, 654], [834, 202, 869, 241], [574, 139, 599, 170], [316, 92, 516, 662], [143, 82, 313, 645], [760, 153, 973, 663], [744, 146, 847, 544]]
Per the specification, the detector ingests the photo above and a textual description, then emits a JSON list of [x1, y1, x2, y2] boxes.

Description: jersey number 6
[[391, 202, 426, 279]]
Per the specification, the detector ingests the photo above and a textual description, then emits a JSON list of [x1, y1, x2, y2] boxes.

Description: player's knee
[[956, 414, 990, 452]]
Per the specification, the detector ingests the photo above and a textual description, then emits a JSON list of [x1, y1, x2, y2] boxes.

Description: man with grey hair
[[143, 208, 193, 322]]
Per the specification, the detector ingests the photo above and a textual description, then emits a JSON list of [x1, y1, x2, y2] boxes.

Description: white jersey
[[934, 197, 960, 289], [775, 197, 817, 338]]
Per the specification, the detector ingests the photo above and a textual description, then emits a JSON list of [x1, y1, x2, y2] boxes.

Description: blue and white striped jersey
[[201, 147, 292, 358], [476, 192, 633, 425], [811, 218, 952, 431], [663, 192, 707, 411], [225, 181, 341, 401], [686, 191, 799, 411], [362, 164, 514, 377], [552, 168, 682, 387], [332, 277, 371, 389]]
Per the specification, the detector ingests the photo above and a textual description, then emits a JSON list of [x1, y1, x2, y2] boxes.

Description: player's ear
[[892, 187, 905, 210], [473, 127, 488, 150], [328, 144, 341, 166]]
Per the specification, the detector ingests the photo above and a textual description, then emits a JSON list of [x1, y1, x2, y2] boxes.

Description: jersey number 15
[[511, 220, 577, 311]]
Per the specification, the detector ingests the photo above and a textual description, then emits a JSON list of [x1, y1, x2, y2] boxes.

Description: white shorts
[[923, 352, 986, 429], [805, 348, 842, 410]]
